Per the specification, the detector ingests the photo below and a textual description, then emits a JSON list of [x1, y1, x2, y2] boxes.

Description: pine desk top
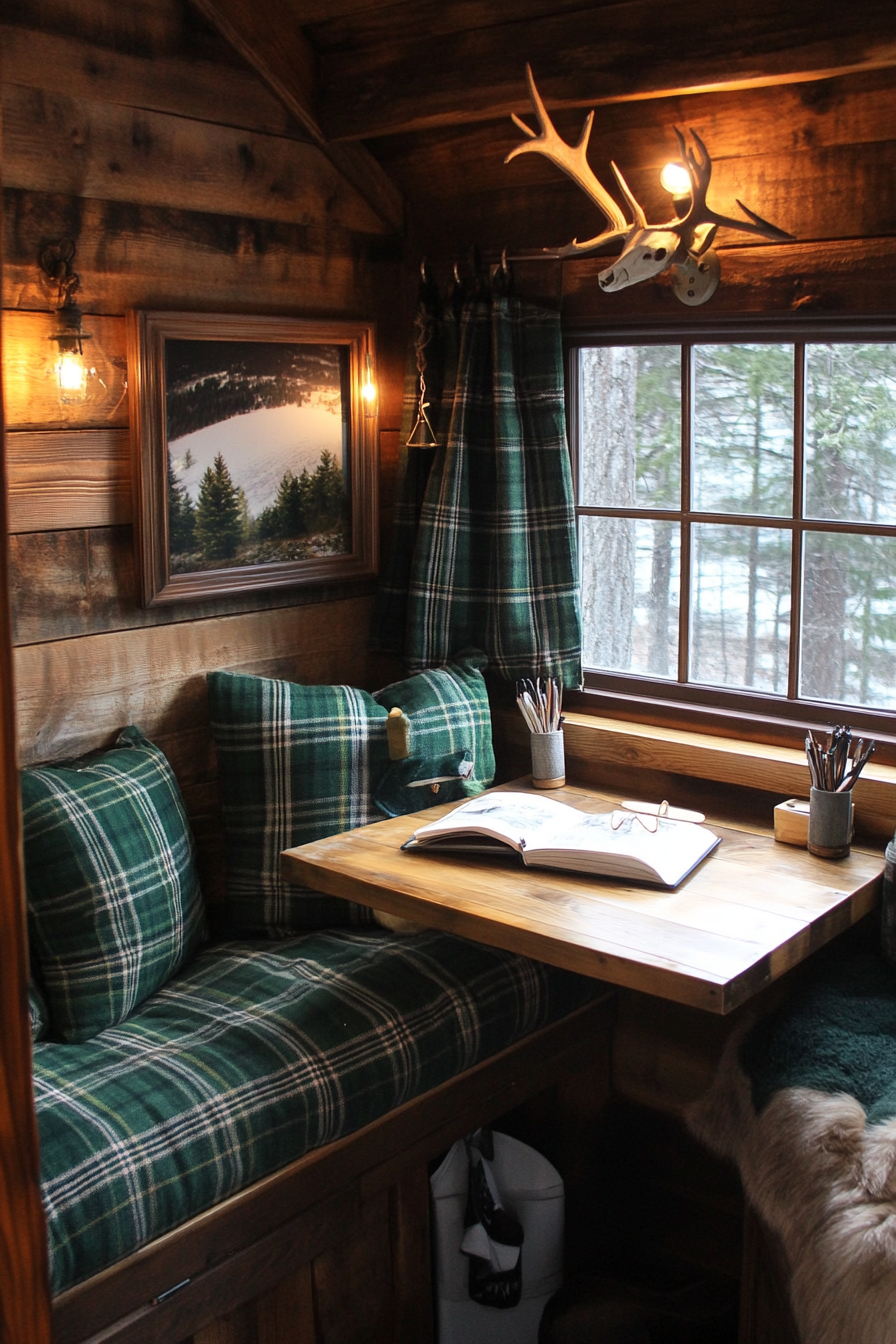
[[280, 781, 884, 1014]]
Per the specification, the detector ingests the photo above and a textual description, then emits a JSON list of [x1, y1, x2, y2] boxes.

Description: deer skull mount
[[505, 66, 793, 305]]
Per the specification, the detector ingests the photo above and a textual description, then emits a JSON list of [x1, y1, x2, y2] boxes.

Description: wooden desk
[[280, 781, 883, 1015]]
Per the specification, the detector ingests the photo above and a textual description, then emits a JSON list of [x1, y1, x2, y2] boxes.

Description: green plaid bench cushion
[[35, 928, 598, 1295]]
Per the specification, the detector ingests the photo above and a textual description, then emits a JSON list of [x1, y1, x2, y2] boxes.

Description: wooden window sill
[[496, 707, 896, 841]]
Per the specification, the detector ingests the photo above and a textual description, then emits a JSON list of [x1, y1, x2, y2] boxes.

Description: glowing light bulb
[[361, 350, 377, 416], [660, 162, 692, 197], [55, 349, 88, 402]]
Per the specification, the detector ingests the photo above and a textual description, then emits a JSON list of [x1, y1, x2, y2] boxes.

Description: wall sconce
[[361, 345, 378, 417], [39, 239, 95, 404]]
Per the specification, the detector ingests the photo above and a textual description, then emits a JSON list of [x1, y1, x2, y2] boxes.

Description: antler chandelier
[[505, 66, 793, 305]]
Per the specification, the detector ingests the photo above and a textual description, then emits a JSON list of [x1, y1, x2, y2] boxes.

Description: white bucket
[[430, 1132, 564, 1344]]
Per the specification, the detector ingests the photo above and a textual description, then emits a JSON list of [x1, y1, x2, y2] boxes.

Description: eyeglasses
[[610, 800, 670, 834]]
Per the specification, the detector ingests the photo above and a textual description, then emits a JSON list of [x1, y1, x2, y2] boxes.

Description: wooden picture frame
[[128, 311, 378, 606]]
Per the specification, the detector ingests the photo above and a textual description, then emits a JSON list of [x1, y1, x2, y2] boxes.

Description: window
[[570, 329, 896, 746]]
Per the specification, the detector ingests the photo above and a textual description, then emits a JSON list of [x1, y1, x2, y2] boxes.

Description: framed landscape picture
[[128, 311, 378, 605]]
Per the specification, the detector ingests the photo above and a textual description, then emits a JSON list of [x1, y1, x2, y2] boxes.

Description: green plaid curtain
[[372, 273, 581, 685]]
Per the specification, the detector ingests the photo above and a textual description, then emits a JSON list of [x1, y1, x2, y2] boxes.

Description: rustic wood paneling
[[1, 83, 387, 234], [312, 1190, 395, 1344], [389, 1165, 434, 1344], [2, 309, 127, 430], [254, 1264, 317, 1344], [307, 0, 606, 53], [6, 429, 130, 532], [190, 0, 405, 234], [0, 23, 307, 138], [3, 0, 200, 58], [7, 525, 378, 645], [3, 190, 398, 317], [14, 596, 377, 765], [409, 143, 896, 264], [193, 1303, 257, 1344], [316, 0, 896, 140], [562, 236, 896, 323], [373, 68, 896, 206]]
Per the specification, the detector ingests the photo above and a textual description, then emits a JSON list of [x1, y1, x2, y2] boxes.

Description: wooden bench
[[15, 617, 613, 1344], [51, 993, 613, 1344]]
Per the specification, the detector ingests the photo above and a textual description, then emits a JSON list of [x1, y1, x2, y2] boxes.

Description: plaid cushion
[[374, 654, 495, 786], [208, 656, 494, 935], [34, 928, 598, 1294], [21, 727, 207, 1042]]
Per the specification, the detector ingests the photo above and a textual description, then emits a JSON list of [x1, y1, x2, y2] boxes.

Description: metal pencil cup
[[530, 730, 565, 789], [808, 787, 853, 859]]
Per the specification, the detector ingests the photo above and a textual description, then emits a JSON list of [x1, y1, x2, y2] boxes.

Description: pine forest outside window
[[571, 333, 896, 742]]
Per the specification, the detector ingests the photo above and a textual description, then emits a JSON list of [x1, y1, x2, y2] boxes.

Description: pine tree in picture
[[195, 455, 242, 562], [167, 450, 196, 557]]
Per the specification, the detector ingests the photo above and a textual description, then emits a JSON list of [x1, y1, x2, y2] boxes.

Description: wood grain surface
[[2, 310, 127, 431], [528, 711, 896, 842], [316, 0, 896, 140], [2, 189, 386, 318], [0, 22, 307, 139], [281, 780, 883, 1014], [1, 82, 386, 235], [14, 596, 377, 765], [6, 428, 130, 532]]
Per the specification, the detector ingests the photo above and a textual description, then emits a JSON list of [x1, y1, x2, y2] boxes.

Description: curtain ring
[[501, 248, 509, 276], [420, 257, 428, 280], [453, 262, 461, 285]]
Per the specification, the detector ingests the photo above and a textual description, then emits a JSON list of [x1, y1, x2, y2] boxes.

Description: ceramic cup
[[808, 786, 853, 859], [530, 730, 565, 789]]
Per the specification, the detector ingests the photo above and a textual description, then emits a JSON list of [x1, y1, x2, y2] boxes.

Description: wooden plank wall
[[373, 65, 896, 319]]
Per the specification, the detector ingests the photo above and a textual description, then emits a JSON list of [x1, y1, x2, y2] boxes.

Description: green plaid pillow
[[208, 654, 494, 935], [21, 727, 207, 1043], [374, 655, 495, 788]]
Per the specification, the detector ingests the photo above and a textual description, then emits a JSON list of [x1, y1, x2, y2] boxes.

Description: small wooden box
[[774, 798, 811, 846], [774, 796, 855, 847]]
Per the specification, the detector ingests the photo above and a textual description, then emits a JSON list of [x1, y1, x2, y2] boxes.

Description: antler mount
[[505, 65, 793, 305]]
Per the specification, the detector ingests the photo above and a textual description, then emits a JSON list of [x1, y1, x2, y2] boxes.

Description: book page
[[526, 812, 719, 886], [410, 791, 582, 852]]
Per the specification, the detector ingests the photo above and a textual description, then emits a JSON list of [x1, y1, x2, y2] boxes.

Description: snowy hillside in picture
[[164, 337, 351, 574]]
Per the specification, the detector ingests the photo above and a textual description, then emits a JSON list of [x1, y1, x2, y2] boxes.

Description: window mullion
[[678, 343, 693, 683], [787, 343, 806, 701]]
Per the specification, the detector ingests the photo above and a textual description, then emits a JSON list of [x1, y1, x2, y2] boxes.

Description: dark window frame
[[564, 316, 896, 764]]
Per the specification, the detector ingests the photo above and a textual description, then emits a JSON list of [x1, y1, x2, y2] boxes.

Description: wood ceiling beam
[[188, 0, 405, 233], [315, 0, 896, 140]]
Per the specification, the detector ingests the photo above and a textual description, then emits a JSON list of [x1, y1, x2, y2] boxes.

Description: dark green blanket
[[741, 950, 896, 1125]]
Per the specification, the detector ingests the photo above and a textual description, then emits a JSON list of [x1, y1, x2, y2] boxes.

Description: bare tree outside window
[[579, 346, 680, 675]]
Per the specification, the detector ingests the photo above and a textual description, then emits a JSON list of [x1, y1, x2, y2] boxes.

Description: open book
[[402, 791, 721, 888]]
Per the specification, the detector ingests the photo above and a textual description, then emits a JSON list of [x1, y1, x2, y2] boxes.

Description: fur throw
[[688, 1023, 896, 1344]]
